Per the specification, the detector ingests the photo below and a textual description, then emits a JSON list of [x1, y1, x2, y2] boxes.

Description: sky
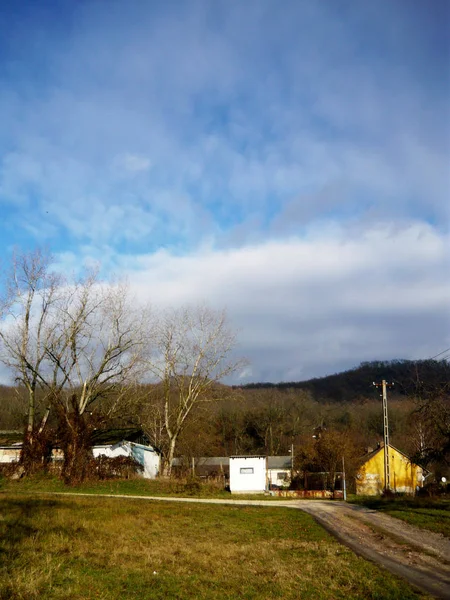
[[0, 0, 449, 383]]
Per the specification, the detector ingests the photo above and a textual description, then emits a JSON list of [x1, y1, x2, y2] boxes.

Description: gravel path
[[22, 492, 450, 599]]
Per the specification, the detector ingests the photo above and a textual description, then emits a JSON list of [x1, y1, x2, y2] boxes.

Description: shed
[[356, 443, 424, 495], [93, 440, 160, 479], [229, 455, 267, 494], [267, 456, 292, 488], [0, 444, 21, 464]]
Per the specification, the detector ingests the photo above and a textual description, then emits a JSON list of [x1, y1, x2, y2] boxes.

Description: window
[[277, 472, 287, 481], [240, 467, 254, 474]]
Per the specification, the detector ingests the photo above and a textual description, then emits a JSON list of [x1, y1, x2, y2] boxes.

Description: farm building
[[356, 443, 424, 495], [267, 455, 292, 489], [229, 455, 267, 494], [172, 455, 292, 489], [0, 431, 22, 464], [0, 443, 21, 464], [91, 429, 160, 479], [0, 428, 161, 479]]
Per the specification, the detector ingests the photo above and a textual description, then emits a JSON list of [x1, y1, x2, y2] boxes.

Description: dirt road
[[33, 492, 450, 598], [296, 500, 450, 600]]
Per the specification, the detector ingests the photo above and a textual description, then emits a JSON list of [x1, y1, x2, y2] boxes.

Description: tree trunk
[[162, 436, 178, 478], [19, 425, 52, 477], [58, 397, 94, 485]]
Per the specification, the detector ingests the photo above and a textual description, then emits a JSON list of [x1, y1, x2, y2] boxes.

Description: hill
[[240, 359, 450, 403]]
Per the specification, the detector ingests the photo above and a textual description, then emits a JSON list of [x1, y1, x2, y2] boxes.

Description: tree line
[[0, 249, 243, 482], [0, 249, 448, 486]]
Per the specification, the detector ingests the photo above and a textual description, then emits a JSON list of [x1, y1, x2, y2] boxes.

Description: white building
[[0, 444, 21, 463], [92, 441, 160, 479], [267, 456, 292, 488], [229, 455, 267, 494]]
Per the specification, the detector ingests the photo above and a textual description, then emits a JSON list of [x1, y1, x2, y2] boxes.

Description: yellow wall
[[356, 446, 422, 496]]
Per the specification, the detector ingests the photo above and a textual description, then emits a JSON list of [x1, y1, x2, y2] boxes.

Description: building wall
[[92, 442, 160, 479], [0, 447, 21, 463], [229, 456, 266, 493], [268, 468, 291, 487], [356, 446, 422, 495]]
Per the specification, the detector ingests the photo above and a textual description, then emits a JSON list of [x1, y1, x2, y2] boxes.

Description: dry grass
[[349, 496, 450, 538], [0, 494, 427, 600]]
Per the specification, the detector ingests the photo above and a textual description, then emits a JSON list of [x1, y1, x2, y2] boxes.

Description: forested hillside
[[241, 359, 450, 403], [2, 358, 449, 476]]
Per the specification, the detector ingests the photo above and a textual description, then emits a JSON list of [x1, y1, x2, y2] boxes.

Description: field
[[0, 492, 428, 600], [349, 496, 450, 538], [0, 474, 296, 501]]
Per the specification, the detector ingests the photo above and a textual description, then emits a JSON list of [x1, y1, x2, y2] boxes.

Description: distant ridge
[[238, 359, 450, 403]]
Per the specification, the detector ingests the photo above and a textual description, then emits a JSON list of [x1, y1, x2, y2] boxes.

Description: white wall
[[268, 468, 291, 487], [0, 447, 20, 463], [92, 441, 160, 479], [229, 456, 266, 493]]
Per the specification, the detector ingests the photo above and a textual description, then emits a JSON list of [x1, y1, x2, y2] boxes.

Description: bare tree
[[143, 306, 245, 477], [0, 248, 149, 482], [0, 249, 64, 473], [45, 277, 148, 483]]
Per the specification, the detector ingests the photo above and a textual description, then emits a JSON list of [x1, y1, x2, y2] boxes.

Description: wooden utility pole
[[373, 380, 394, 492]]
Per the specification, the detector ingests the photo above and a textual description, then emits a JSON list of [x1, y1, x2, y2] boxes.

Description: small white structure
[[229, 455, 267, 494], [267, 456, 292, 488], [0, 444, 21, 464], [93, 441, 160, 479]]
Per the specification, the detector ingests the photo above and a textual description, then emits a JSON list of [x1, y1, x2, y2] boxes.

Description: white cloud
[[122, 221, 450, 382], [0, 1, 448, 383]]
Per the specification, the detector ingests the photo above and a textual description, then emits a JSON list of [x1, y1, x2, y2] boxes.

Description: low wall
[[273, 490, 344, 499]]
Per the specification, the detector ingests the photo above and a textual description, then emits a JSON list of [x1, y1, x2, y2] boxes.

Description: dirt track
[[296, 500, 450, 600], [27, 493, 450, 599]]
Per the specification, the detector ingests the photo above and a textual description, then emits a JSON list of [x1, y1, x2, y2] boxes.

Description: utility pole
[[290, 441, 294, 479], [342, 455, 347, 501], [373, 380, 394, 492]]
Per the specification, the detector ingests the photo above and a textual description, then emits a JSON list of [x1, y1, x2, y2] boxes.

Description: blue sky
[[0, 0, 449, 382]]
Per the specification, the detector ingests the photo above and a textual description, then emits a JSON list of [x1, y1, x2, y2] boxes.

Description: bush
[[94, 455, 143, 480]]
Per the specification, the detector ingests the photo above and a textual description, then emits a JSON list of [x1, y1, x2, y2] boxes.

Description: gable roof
[[0, 431, 23, 445], [90, 428, 151, 446], [358, 443, 418, 466]]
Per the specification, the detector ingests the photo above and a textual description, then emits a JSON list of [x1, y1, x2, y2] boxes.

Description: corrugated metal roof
[[172, 455, 292, 467], [267, 456, 291, 469]]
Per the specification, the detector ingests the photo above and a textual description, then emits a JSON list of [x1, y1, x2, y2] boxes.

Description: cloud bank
[[0, 0, 448, 382]]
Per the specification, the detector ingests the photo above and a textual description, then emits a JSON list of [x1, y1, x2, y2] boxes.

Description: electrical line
[[429, 347, 450, 360]]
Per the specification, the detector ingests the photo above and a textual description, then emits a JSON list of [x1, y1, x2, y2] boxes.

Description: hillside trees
[[411, 372, 450, 470], [141, 306, 245, 477]]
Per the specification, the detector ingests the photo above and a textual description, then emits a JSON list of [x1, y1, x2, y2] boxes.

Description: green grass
[[0, 473, 296, 501], [349, 495, 450, 538], [0, 493, 427, 600]]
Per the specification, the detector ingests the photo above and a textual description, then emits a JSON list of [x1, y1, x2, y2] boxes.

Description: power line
[[429, 347, 450, 360]]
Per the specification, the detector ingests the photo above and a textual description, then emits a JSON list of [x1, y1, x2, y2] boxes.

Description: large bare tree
[[0, 249, 148, 482], [45, 277, 148, 483], [143, 306, 245, 477], [0, 249, 65, 472]]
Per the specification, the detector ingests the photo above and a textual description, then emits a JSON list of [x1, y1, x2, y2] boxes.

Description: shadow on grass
[[0, 497, 76, 561]]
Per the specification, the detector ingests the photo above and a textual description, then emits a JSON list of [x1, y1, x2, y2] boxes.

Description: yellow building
[[356, 444, 424, 496]]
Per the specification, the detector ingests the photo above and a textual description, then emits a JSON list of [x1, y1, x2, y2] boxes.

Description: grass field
[[349, 496, 450, 538], [0, 473, 296, 501], [0, 493, 427, 600]]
